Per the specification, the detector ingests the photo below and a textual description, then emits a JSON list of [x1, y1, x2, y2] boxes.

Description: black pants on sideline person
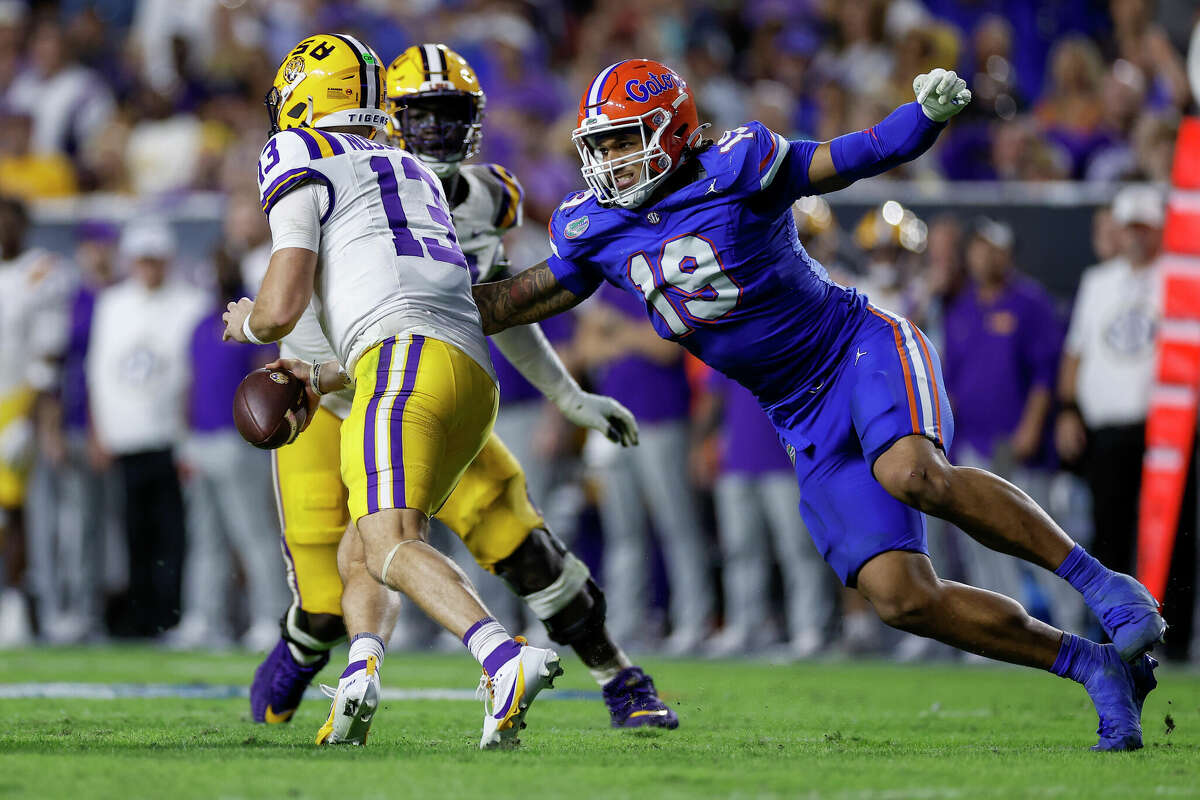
[[1084, 423, 1146, 577], [117, 449, 185, 637], [1085, 424, 1197, 659]]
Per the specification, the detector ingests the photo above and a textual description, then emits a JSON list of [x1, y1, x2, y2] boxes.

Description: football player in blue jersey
[[471, 60, 1165, 751]]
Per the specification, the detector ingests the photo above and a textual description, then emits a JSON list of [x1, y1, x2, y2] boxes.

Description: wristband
[[310, 360, 324, 396], [241, 314, 268, 346]]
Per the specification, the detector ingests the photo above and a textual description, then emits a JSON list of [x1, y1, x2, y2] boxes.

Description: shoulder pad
[[708, 120, 791, 194], [258, 130, 334, 216], [465, 163, 525, 231], [547, 189, 602, 261]]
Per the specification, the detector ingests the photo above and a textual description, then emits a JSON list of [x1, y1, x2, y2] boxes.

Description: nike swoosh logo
[[808, 380, 825, 394], [493, 666, 522, 720], [629, 709, 670, 718], [264, 705, 294, 723]]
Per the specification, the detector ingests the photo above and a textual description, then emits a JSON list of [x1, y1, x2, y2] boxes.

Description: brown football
[[233, 367, 308, 450]]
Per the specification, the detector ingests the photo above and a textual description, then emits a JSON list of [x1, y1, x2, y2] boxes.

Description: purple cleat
[[1091, 573, 1167, 662], [1083, 645, 1158, 752], [603, 667, 679, 729], [251, 638, 329, 723]]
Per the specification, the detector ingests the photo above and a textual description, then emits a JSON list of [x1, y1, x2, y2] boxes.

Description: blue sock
[[1050, 632, 1103, 684], [1054, 544, 1111, 601]]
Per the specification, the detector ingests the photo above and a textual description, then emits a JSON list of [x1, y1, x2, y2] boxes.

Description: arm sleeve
[[268, 183, 323, 253], [828, 101, 944, 183]]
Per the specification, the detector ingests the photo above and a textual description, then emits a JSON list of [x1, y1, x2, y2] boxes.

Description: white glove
[[556, 391, 639, 447], [913, 68, 971, 122]]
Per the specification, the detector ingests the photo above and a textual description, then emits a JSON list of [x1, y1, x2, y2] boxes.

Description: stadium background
[[0, 0, 1198, 674]]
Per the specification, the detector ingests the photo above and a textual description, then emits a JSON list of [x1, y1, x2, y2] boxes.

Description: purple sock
[[1050, 632, 1102, 684], [1054, 544, 1110, 600]]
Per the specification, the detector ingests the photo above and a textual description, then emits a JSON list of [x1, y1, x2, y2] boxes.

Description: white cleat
[[315, 655, 380, 746], [476, 638, 563, 750]]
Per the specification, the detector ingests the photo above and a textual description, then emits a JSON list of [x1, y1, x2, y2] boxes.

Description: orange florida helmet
[[573, 59, 706, 208]]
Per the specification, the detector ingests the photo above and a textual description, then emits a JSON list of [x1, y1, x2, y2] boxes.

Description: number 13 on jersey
[[627, 234, 741, 336]]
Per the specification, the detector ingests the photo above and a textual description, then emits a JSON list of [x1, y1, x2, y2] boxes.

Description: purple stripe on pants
[[364, 338, 396, 515], [389, 335, 426, 509]]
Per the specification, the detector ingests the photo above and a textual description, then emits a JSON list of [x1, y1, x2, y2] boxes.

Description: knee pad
[[539, 577, 608, 648], [281, 602, 346, 652]]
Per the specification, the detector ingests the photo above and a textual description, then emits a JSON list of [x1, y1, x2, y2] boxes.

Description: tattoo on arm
[[472, 260, 583, 335]]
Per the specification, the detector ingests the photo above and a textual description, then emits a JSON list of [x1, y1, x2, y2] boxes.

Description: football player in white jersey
[[223, 34, 562, 750], [244, 42, 678, 743], [0, 197, 68, 645]]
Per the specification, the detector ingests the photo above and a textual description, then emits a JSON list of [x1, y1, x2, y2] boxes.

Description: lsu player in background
[[471, 60, 1165, 751], [246, 42, 677, 742], [0, 197, 67, 645], [224, 33, 564, 749]]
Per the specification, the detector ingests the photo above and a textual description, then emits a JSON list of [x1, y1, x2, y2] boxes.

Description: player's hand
[[913, 68, 971, 122], [557, 391, 639, 446], [264, 358, 321, 432], [222, 297, 256, 342]]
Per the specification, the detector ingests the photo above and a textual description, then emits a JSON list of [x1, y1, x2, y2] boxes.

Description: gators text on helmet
[[573, 59, 706, 209], [386, 43, 485, 179], [265, 33, 389, 137]]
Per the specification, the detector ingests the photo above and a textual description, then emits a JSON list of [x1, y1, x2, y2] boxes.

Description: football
[[233, 367, 308, 449]]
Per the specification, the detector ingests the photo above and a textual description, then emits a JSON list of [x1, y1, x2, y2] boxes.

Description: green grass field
[[0, 646, 1197, 799]]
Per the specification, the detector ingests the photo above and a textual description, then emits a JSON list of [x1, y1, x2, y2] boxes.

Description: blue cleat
[[1090, 573, 1167, 662], [251, 638, 329, 723], [603, 667, 679, 729], [1083, 645, 1157, 752]]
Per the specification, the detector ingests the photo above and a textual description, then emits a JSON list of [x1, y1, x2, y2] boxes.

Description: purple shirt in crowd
[[61, 285, 97, 431], [491, 312, 576, 406], [593, 283, 690, 424], [708, 370, 793, 476], [942, 275, 1063, 467], [189, 308, 274, 433]]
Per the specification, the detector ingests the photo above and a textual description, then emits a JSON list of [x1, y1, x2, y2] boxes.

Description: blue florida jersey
[[547, 120, 870, 431]]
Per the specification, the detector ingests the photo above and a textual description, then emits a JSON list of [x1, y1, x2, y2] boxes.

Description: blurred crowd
[[0, 0, 1197, 662], [0, 0, 1192, 211]]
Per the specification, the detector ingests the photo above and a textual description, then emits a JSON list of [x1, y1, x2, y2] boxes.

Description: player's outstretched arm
[[472, 260, 585, 335], [490, 322, 638, 446], [805, 68, 971, 194]]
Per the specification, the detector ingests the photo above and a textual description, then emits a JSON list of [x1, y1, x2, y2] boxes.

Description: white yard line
[[0, 683, 600, 701]]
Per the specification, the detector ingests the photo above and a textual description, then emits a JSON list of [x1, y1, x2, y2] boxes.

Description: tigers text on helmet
[[573, 59, 706, 209], [386, 43, 485, 179], [265, 34, 389, 138]]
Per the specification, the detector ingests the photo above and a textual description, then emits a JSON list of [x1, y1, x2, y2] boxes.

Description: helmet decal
[[624, 72, 677, 103], [283, 57, 305, 85]]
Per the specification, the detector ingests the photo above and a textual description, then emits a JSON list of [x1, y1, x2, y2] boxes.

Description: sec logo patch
[[269, 372, 289, 385]]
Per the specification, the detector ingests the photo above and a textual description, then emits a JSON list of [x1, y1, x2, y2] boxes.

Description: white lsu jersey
[[253, 144, 526, 420], [256, 127, 494, 380], [0, 248, 69, 396]]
